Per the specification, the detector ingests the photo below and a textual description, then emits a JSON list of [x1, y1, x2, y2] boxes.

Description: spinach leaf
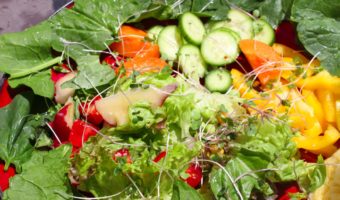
[[291, 0, 340, 76], [0, 22, 58, 78], [171, 180, 203, 200], [62, 55, 115, 89], [9, 69, 55, 98], [297, 18, 340, 76], [0, 22, 60, 98], [3, 145, 72, 200], [191, 0, 230, 20], [0, 94, 34, 171], [291, 0, 340, 21], [228, 0, 293, 28], [51, 0, 152, 59], [0, 93, 54, 171]]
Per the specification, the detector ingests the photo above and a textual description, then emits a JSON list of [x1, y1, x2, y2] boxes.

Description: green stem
[[10, 56, 62, 79], [4, 161, 10, 171]]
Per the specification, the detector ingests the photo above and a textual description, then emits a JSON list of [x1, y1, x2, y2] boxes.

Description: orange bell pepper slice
[[110, 26, 160, 58], [239, 40, 282, 85], [122, 57, 168, 76]]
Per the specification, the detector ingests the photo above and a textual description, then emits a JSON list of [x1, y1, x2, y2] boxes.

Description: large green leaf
[[227, 0, 294, 28], [291, 0, 340, 21], [291, 0, 340, 76], [9, 69, 54, 98], [0, 94, 34, 170], [297, 18, 340, 76], [0, 22, 57, 77], [51, 0, 152, 59], [3, 145, 72, 200], [0, 22, 60, 98], [62, 55, 115, 89]]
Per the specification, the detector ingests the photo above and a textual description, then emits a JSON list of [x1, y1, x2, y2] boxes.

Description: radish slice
[[55, 72, 76, 104]]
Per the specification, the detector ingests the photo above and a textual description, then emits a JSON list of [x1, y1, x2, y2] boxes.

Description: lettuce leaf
[[73, 134, 201, 199], [3, 145, 72, 200], [171, 180, 203, 200], [210, 119, 326, 199]]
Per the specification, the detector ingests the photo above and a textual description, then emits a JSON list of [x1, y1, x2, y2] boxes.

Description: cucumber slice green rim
[[205, 68, 232, 93], [253, 19, 275, 45], [212, 27, 241, 43], [178, 44, 207, 81], [147, 25, 164, 42], [158, 25, 182, 61], [211, 9, 254, 40], [179, 12, 206, 45], [201, 29, 239, 66]]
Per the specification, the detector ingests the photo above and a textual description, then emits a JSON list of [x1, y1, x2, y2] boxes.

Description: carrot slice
[[239, 39, 282, 85], [123, 57, 168, 76], [110, 26, 147, 57]]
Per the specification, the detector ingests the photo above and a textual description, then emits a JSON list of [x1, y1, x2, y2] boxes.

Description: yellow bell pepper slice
[[316, 90, 336, 123], [296, 70, 340, 95], [310, 145, 337, 158], [336, 100, 340, 131], [272, 43, 310, 63], [231, 69, 270, 110], [292, 125, 340, 151], [288, 89, 320, 131], [302, 89, 327, 130]]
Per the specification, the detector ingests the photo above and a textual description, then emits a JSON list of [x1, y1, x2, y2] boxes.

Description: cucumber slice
[[210, 9, 254, 40], [147, 25, 164, 42], [205, 68, 232, 93], [213, 27, 241, 43], [201, 30, 239, 66], [178, 44, 207, 80], [179, 12, 206, 45], [253, 19, 275, 45], [158, 26, 182, 61]]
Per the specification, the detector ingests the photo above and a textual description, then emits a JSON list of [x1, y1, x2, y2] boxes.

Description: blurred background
[[0, 0, 72, 34]]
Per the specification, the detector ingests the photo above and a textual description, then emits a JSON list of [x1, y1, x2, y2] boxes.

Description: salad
[[0, 0, 340, 199]]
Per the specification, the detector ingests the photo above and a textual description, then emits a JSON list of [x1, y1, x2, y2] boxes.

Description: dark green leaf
[[0, 22, 57, 77], [62, 55, 115, 89], [297, 18, 340, 76], [0, 22, 60, 97], [0, 94, 34, 170], [3, 145, 72, 200], [191, 0, 230, 20], [291, 0, 340, 22], [51, 0, 152, 59], [9, 69, 55, 98], [171, 180, 203, 200], [228, 0, 293, 28]]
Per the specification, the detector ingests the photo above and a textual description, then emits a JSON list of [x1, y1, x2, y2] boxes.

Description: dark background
[[0, 0, 71, 34]]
